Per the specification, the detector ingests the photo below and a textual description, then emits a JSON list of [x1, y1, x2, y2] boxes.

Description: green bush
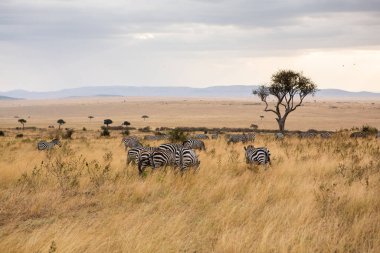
[[168, 128, 188, 143], [15, 133, 23, 138], [361, 125, 378, 135]]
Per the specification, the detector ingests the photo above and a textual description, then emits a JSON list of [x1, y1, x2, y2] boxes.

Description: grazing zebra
[[350, 132, 367, 138], [122, 136, 142, 150], [175, 147, 200, 171], [211, 133, 218, 139], [320, 132, 332, 138], [127, 146, 159, 164], [183, 139, 206, 151], [158, 143, 184, 154], [192, 134, 209, 140], [144, 135, 169, 141], [37, 139, 61, 150], [275, 132, 285, 139], [298, 132, 317, 138], [137, 149, 176, 174], [244, 145, 271, 166], [227, 133, 255, 144]]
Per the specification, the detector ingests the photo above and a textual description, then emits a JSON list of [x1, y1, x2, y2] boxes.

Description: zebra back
[[158, 143, 184, 154], [37, 139, 61, 150], [183, 139, 206, 150], [176, 147, 200, 170], [192, 134, 209, 140], [244, 145, 271, 165]]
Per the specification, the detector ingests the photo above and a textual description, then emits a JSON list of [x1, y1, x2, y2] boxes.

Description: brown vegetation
[[0, 129, 379, 252]]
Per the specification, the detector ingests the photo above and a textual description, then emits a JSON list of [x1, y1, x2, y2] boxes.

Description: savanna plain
[[0, 97, 380, 253]]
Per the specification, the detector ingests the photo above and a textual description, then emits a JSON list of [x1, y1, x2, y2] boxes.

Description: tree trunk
[[22, 124, 24, 130], [277, 118, 286, 132], [58, 124, 61, 129]]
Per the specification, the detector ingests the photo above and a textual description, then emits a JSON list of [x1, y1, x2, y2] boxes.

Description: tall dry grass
[[0, 131, 379, 252]]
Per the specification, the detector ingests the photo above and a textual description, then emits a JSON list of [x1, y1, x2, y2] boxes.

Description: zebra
[[175, 147, 200, 171], [227, 133, 255, 144], [127, 146, 159, 164], [158, 143, 184, 154], [211, 133, 219, 139], [183, 139, 206, 151], [122, 136, 142, 150], [192, 134, 209, 140], [298, 132, 317, 138], [350, 132, 367, 138], [37, 139, 61, 150], [275, 132, 285, 139], [137, 149, 176, 175], [320, 132, 332, 138], [244, 145, 271, 166], [144, 135, 169, 141]]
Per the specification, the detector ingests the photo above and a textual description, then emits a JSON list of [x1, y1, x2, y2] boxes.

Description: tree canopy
[[104, 119, 113, 127], [253, 69, 317, 132]]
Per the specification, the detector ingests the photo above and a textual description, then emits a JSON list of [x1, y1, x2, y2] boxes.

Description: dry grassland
[[1, 97, 380, 130], [0, 128, 379, 253]]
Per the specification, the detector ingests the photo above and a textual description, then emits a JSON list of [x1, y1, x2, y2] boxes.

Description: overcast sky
[[0, 0, 380, 92]]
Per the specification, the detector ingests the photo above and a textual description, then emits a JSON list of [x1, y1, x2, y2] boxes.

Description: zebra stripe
[[37, 139, 61, 150], [144, 135, 169, 141], [192, 134, 209, 140], [227, 133, 256, 144], [137, 149, 176, 174], [158, 143, 184, 154], [244, 145, 271, 165], [298, 132, 317, 138], [122, 136, 143, 149], [183, 139, 206, 151], [175, 147, 200, 171], [127, 147, 159, 164], [320, 132, 332, 138]]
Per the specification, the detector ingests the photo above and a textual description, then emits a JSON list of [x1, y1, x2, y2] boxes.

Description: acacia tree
[[122, 121, 130, 127], [57, 119, 66, 129], [253, 70, 317, 132], [104, 119, 113, 128], [18, 119, 27, 130], [142, 115, 149, 121], [88, 116, 94, 121]]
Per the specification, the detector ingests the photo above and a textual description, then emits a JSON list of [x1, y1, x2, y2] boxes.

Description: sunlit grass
[[0, 130, 379, 252]]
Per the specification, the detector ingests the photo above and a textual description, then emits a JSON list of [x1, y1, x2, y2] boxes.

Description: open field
[[0, 128, 380, 252], [1, 97, 380, 252], [1, 97, 380, 131]]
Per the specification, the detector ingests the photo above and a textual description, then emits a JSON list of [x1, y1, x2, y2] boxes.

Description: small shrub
[[0, 130, 4, 136], [138, 126, 151, 133], [168, 128, 188, 143], [361, 125, 378, 135], [15, 133, 23, 138], [63, 128, 74, 139], [122, 129, 130, 136], [82, 127, 87, 131]]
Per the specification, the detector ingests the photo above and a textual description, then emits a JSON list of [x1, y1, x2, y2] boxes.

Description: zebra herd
[[124, 138, 203, 174], [33, 129, 379, 175]]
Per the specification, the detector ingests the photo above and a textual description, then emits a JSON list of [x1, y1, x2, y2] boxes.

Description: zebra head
[[52, 139, 61, 147], [244, 145, 254, 151]]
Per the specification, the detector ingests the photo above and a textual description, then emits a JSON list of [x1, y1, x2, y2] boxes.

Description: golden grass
[[0, 130, 379, 252]]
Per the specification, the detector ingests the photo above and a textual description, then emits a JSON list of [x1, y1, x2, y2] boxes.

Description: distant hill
[[0, 86, 379, 99], [0, 95, 20, 100]]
